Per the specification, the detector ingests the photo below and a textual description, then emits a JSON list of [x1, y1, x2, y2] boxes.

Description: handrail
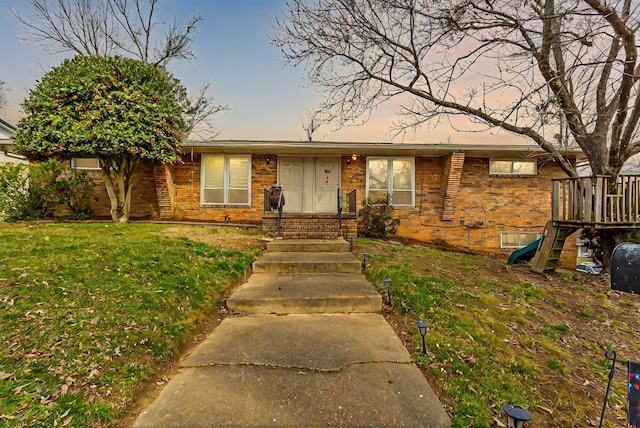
[[337, 187, 343, 234], [277, 188, 284, 233], [264, 186, 285, 234], [263, 189, 270, 212], [347, 189, 357, 214]]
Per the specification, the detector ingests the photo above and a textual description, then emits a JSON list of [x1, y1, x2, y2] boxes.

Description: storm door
[[278, 156, 340, 213]]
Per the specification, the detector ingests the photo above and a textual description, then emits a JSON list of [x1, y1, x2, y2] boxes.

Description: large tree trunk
[[100, 158, 138, 223], [600, 230, 628, 271]]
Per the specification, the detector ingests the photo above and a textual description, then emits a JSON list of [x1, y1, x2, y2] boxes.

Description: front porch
[[262, 188, 358, 239]]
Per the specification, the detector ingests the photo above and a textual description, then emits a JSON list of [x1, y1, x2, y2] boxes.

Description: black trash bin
[[611, 242, 640, 294]]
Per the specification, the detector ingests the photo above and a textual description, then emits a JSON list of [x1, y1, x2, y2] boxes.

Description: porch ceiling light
[[502, 404, 532, 428], [415, 320, 429, 354], [351, 153, 357, 161]]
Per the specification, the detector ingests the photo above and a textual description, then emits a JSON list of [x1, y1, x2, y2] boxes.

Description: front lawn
[[359, 239, 640, 428], [0, 223, 262, 427]]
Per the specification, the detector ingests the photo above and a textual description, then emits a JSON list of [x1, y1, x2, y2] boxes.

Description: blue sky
[[0, 0, 518, 144]]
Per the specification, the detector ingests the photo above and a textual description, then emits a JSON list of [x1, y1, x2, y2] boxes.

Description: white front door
[[278, 157, 304, 212], [314, 157, 339, 212], [278, 156, 340, 213]]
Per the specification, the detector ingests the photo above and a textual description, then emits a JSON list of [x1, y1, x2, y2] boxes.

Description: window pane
[[519, 233, 538, 246], [368, 190, 388, 202], [73, 158, 100, 169], [513, 161, 536, 174], [229, 156, 249, 188], [392, 159, 412, 190], [368, 159, 388, 191], [203, 156, 224, 188], [491, 160, 512, 174], [392, 190, 412, 205], [228, 189, 248, 204], [501, 233, 519, 247], [202, 189, 224, 204]]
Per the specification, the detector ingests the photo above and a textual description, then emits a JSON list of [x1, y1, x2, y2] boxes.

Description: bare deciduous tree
[[0, 81, 6, 110], [13, 0, 226, 138], [300, 111, 323, 141], [273, 0, 640, 180]]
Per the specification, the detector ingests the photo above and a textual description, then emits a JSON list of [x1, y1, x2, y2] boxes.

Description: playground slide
[[507, 238, 543, 265]]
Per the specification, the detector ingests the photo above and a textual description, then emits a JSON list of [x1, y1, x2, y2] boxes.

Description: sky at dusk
[[0, 0, 523, 144]]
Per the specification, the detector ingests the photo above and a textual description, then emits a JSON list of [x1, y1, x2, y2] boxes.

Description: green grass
[[359, 238, 640, 428], [0, 222, 262, 427]]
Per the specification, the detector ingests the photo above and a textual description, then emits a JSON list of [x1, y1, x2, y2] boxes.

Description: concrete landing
[[132, 314, 450, 427], [226, 273, 382, 314]]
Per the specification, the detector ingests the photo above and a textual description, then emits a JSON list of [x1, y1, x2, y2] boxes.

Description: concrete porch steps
[[267, 238, 350, 253], [226, 273, 382, 313], [253, 251, 361, 274], [228, 238, 380, 314]]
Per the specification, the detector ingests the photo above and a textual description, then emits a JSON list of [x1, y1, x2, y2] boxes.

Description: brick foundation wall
[[262, 214, 358, 239]]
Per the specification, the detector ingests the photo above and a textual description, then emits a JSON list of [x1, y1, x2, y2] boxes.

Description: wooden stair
[[531, 220, 578, 273]]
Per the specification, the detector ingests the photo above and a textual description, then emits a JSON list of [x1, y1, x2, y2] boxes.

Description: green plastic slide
[[507, 238, 542, 264]]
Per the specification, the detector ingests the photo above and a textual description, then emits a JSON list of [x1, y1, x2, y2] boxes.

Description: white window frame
[[490, 159, 537, 176], [71, 157, 100, 170], [201, 154, 251, 206], [500, 232, 541, 249], [365, 157, 415, 206]]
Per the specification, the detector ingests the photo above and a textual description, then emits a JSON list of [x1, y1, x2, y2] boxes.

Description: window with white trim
[[500, 232, 541, 249], [366, 157, 415, 206], [490, 159, 536, 176], [201, 154, 251, 205], [576, 238, 591, 258], [71, 158, 100, 170]]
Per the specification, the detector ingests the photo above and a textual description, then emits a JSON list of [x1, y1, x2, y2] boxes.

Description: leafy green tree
[[13, 55, 184, 223]]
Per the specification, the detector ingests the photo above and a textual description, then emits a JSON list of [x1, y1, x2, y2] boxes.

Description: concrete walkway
[[132, 239, 450, 427]]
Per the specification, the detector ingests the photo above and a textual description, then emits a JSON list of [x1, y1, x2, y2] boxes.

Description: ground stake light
[[415, 320, 429, 354], [361, 252, 368, 272], [502, 403, 532, 428], [383, 278, 392, 306]]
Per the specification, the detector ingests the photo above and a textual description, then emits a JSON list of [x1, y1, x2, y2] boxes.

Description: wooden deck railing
[[552, 175, 640, 226]]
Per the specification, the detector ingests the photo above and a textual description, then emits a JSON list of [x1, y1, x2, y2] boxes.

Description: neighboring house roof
[[183, 140, 584, 158], [0, 118, 27, 164], [0, 118, 16, 140]]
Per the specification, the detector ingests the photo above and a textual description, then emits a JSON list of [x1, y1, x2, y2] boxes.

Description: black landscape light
[[502, 404, 532, 428], [415, 320, 429, 354], [361, 252, 368, 272], [383, 278, 392, 306]]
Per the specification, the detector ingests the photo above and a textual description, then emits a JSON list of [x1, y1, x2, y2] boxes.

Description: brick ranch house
[[71, 140, 582, 265]]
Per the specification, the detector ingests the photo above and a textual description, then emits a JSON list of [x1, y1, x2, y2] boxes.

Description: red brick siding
[[393, 157, 576, 265], [82, 153, 577, 265], [83, 161, 159, 219], [170, 153, 276, 224]]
